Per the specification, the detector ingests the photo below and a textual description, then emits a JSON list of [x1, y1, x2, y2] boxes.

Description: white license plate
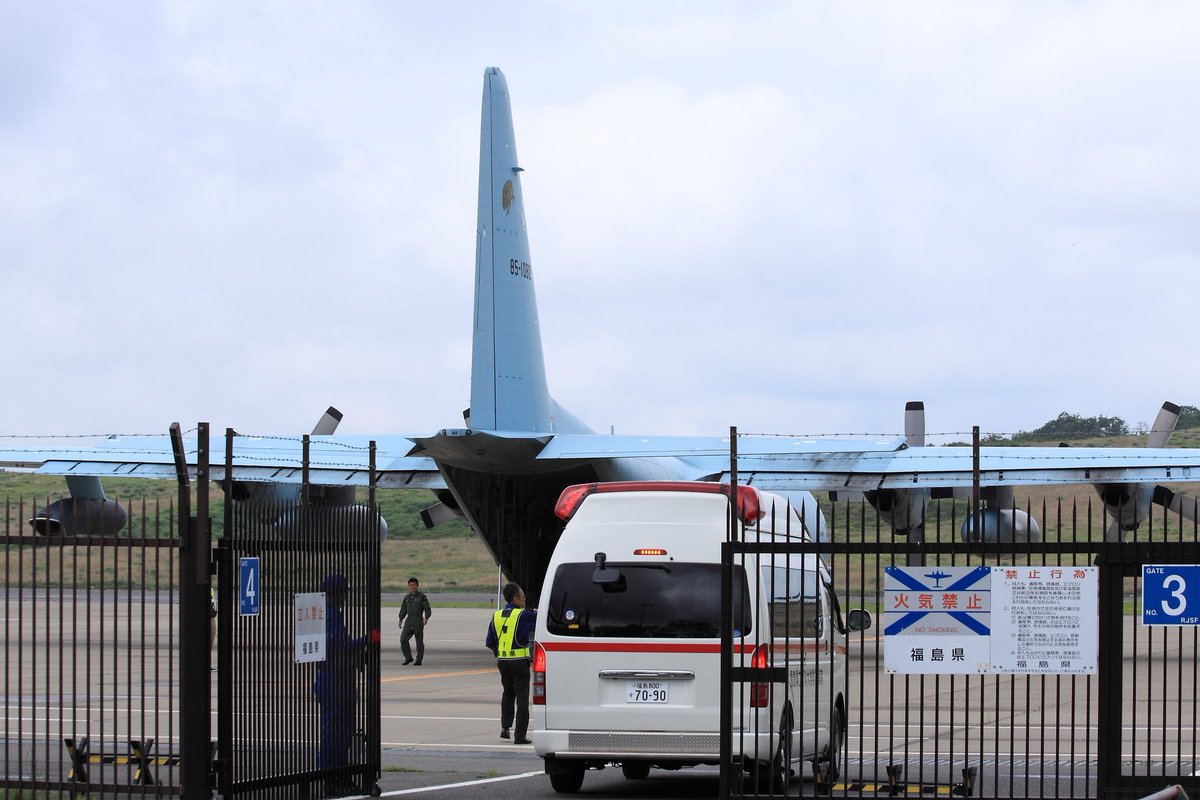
[[626, 680, 669, 703]]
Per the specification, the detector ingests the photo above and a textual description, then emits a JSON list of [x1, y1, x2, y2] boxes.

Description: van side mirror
[[592, 551, 622, 585], [847, 608, 873, 632]]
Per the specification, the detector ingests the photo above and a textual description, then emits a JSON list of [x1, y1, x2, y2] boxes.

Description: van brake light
[[554, 481, 764, 523], [750, 643, 771, 708], [532, 642, 546, 705]]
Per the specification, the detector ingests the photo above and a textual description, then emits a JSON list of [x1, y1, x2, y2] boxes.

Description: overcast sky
[[2, 2, 1198, 444]]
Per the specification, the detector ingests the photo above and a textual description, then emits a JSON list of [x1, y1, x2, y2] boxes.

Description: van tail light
[[750, 643, 771, 708], [554, 481, 764, 523], [532, 642, 547, 705]]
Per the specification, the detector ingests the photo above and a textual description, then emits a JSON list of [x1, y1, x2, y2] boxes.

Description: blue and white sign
[[992, 566, 1097, 674], [1143, 565, 1200, 626], [883, 565, 991, 674], [239, 557, 261, 617]]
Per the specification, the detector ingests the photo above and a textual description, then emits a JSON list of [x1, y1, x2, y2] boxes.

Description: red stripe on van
[[540, 640, 848, 656], [539, 641, 751, 654]]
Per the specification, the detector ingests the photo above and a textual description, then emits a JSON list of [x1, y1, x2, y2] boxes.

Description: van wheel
[[821, 706, 845, 785], [756, 709, 793, 794], [621, 762, 651, 780], [549, 767, 585, 794]]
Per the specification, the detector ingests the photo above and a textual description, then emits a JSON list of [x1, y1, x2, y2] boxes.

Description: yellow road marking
[[381, 668, 493, 683]]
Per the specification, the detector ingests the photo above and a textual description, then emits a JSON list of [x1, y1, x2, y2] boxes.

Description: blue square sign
[[239, 557, 261, 617], [1142, 565, 1200, 625]]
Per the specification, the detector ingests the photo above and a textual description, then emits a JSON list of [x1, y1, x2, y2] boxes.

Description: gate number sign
[[239, 557, 261, 617], [1143, 565, 1200, 625]]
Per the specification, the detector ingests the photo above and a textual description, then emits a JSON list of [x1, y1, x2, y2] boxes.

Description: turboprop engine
[[30, 475, 128, 536], [1091, 402, 1199, 541], [225, 408, 388, 541]]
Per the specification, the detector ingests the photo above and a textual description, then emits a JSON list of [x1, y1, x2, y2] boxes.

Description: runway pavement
[[374, 604, 547, 795], [4, 594, 1191, 797]]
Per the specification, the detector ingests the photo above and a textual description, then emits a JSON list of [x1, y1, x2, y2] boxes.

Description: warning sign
[[991, 567, 1097, 674], [884, 566, 991, 674], [884, 565, 1098, 675], [295, 592, 327, 664]]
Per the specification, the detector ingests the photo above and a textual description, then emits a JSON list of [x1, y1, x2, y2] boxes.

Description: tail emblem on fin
[[502, 180, 514, 214]]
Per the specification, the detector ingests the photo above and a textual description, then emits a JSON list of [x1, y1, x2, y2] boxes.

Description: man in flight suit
[[398, 577, 431, 665], [484, 582, 537, 744]]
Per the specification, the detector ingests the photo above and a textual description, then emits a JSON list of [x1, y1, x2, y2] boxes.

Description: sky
[[2, 2, 1198, 444]]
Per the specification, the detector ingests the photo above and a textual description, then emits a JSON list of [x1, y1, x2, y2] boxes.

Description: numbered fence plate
[[1142, 565, 1200, 626], [626, 680, 669, 704], [239, 557, 261, 617]]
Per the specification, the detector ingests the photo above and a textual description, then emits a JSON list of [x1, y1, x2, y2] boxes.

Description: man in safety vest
[[484, 582, 537, 744]]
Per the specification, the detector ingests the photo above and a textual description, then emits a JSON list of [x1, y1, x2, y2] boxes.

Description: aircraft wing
[[533, 434, 1200, 492], [8, 430, 1199, 494], [0, 432, 446, 490]]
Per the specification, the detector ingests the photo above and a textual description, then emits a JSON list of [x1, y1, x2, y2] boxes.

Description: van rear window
[[544, 563, 752, 638]]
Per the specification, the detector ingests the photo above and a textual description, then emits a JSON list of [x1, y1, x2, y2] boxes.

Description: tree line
[[995, 405, 1200, 443]]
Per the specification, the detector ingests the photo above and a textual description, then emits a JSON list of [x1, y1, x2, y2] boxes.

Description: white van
[[531, 481, 872, 793]]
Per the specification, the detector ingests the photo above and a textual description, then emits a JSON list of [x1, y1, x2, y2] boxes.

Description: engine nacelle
[[1096, 483, 1151, 532], [865, 488, 928, 535], [273, 504, 389, 541], [960, 508, 1041, 543], [30, 497, 129, 537]]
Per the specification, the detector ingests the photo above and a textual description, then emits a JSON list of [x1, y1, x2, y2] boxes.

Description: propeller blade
[[311, 406, 343, 436], [1152, 485, 1200, 523], [1147, 401, 1180, 449], [904, 401, 925, 448]]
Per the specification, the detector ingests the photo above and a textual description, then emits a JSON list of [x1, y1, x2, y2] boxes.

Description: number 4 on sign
[[240, 557, 261, 617]]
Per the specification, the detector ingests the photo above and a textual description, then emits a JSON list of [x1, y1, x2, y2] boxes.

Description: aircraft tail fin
[[470, 67, 556, 434]]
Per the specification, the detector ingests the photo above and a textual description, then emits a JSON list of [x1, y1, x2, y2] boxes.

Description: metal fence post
[[173, 422, 212, 797]]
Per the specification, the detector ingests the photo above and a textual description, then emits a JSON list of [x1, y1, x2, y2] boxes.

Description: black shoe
[[500, 728, 510, 739], [414, 660, 422, 666], [514, 736, 531, 745], [402, 658, 413, 665]]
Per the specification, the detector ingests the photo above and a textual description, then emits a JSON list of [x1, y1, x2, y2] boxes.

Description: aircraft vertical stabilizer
[[472, 67, 556, 434]]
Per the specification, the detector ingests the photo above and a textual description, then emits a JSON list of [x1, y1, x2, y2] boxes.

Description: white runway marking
[[378, 770, 542, 796]]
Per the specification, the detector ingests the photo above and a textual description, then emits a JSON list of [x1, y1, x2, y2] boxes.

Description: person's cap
[[321, 573, 348, 592]]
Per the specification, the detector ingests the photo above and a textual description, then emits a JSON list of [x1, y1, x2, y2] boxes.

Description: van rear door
[[541, 561, 752, 733]]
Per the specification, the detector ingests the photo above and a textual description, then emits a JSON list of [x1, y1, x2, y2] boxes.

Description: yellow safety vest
[[492, 608, 530, 660]]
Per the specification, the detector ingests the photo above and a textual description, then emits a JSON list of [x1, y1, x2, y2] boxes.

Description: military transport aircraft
[[2, 67, 1199, 596]]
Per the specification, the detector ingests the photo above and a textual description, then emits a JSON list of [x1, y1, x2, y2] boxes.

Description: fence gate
[[0, 493, 185, 796], [215, 429, 383, 799], [721, 488, 1200, 799]]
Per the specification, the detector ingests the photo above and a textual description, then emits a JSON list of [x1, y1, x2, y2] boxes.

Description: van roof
[[555, 481, 810, 537]]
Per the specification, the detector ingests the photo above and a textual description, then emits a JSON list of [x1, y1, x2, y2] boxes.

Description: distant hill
[[980, 406, 1200, 447]]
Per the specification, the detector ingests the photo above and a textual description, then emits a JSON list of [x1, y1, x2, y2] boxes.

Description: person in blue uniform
[[313, 573, 377, 796], [484, 582, 537, 744]]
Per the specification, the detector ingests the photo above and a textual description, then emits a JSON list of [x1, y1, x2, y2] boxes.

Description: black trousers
[[497, 658, 530, 737]]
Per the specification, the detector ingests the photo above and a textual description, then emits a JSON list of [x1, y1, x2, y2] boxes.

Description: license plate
[[626, 680, 669, 703]]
